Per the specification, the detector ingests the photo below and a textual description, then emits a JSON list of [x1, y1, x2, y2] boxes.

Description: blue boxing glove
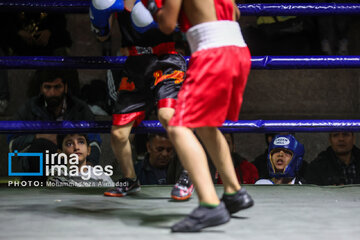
[[131, 0, 158, 33], [89, 0, 125, 37]]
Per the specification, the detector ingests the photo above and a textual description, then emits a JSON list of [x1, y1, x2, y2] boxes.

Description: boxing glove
[[89, 0, 125, 36], [141, 0, 163, 17], [131, 0, 158, 33]]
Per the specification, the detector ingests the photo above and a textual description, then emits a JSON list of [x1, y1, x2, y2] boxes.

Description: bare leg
[[158, 107, 175, 131], [196, 127, 240, 194], [168, 126, 219, 205], [111, 121, 136, 178]]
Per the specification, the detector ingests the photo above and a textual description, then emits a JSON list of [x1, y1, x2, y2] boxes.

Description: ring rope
[[1, 56, 360, 70], [2, 120, 360, 134], [1, 1, 360, 15]]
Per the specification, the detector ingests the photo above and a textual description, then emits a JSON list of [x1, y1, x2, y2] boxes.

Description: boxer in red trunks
[[143, 0, 254, 232]]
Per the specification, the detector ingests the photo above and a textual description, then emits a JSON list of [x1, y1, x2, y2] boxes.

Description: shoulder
[[16, 96, 43, 119], [310, 147, 334, 165]]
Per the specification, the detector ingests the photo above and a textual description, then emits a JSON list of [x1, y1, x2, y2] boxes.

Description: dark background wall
[[1, 13, 360, 178]]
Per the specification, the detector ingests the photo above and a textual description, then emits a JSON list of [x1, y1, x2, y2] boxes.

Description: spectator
[[80, 79, 110, 116], [256, 134, 305, 184], [48, 133, 114, 187], [305, 132, 360, 185], [8, 69, 102, 182], [0, 48, 9, 115], [6, 12, 72, 56], [217, 133, 259, 184], [315, 0, 353, 55], [135, 133, 176, 185], [0, 14, 11, 115], [252, 133, 307, 179]]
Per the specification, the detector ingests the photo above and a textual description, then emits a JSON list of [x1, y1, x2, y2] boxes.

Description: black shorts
[[108, 54, 186, 126]]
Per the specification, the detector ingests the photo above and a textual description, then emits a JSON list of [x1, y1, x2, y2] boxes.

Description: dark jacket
[[135, 154, 168, 185], [9, 94, 101, 165], [305, 146, 360, 185]]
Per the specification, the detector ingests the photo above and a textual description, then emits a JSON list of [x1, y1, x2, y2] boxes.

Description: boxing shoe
[[171, 170, 194, 201], [221, 187, 254, 214], [104, 178, 140, 197], [171, 202, 230, 232]]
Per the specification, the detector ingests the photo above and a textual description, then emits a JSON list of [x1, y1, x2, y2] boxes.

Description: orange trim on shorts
[[112, 111, 146, 127], [158, 98, 177, 109]]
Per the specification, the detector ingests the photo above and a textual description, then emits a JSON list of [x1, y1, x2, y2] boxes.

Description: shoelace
[[178, 172, 191, 187]]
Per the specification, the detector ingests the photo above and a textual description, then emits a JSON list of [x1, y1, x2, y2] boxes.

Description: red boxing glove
[[141, 0, 164, 16]]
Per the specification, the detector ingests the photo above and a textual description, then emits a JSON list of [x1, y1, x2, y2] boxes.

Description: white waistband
[[186, 21, 246, 53]]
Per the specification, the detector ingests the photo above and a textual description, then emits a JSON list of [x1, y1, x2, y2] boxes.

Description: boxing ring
[[1, 1, 360, 239]]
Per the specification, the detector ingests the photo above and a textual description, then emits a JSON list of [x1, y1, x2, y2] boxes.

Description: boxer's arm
[[234, 2, 240, 20], [89, 0, 124, 38], [156, 0, 182, 34]]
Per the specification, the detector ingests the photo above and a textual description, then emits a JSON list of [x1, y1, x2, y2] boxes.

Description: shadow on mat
[[56, 205, 188, 228]]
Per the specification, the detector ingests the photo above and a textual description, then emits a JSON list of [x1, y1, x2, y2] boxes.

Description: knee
[[111, 127, 129, 144], [158, 108, 175, 130]]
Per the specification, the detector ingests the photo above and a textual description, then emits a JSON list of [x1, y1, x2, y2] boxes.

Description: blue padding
[[0, 0, 89, 13], [1, 1, 360, 15], [1, 56, 360, 70], [238, 3, 360, 16], [1, 120, 360, 134], [0, 56, 128, 69], [251, 56, 360, 70]]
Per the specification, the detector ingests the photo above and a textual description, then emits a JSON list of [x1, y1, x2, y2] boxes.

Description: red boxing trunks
[[169, 21, 251, 128]]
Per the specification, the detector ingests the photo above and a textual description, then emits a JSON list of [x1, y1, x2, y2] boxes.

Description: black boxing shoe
[[221, 187, 254, 214], [171, 202, 230, 232], [104, 178, 140, 197]]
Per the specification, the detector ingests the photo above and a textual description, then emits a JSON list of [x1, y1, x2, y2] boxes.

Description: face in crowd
[[41, 77, 67, 109], [147, 135, 174, 169], [62, 134, 91, 166], [270, 148, 293, 173], [329, 132, 355, 156]]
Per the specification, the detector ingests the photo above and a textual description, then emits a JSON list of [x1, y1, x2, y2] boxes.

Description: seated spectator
[[217, 133, 259, 184], [135, 133, 175, 185], [133, 133, 194, 200], [8, 69, 101, 182], [305, 132, 360, 185], [80, 79, 110, 116], [5, 12, 72, 56], [48, 133, 114, 187], [253, 133, 307, 179], [315, 0, 353, 55], [256, 134, 305, 185]]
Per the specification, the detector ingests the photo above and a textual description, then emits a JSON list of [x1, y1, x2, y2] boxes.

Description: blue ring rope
[[1, 1, 360, 15], [2, 120, 360, 134], [1, 56, 360, 70]]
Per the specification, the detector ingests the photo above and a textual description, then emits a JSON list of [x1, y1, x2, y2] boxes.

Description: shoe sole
[[103, 187, 141, 197], [171, 211, 231, 232], [171, 193, 192, 201]]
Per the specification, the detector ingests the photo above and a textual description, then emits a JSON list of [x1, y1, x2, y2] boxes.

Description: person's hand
[[35, 134, 57, 145], [34, 29, 51, 46], [18, 30, 35, 46]]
